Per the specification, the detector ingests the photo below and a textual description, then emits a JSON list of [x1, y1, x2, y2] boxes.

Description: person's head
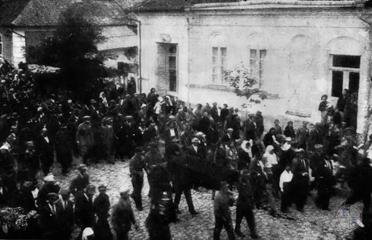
[[191, 137, 200, 146], [213, 102, 217, 107], [60, 189, 70, 201], [287, 121, 293, 127], [220, 181, 229, 192], [83, 116, 91, 124], [302, 121, 308, 128], [120, 189, 130, 200], [47, 192, 59, 204], [321, 94, 328, 101], [78, 164, 88, 175], [223, 104, 228, 109], [41, 127, 48, 136], [150, 88, 156, 93], [134, 147, 143, 156], [227, 128, 233, 134], [98, 185, 107, 194], [274, 119, 280, 126], [203, 111, 208, 117], [285, 165, 291, 172], [269, 127, 276, 134], [85, 184, 96, 197], [266, 145, 274, 154]]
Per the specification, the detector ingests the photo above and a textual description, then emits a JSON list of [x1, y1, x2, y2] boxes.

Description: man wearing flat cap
[[75, 184, 96, 230], [39, 192, 59, 239], [70, 164, 90, 196], [37, 174, 60, 207], [291, 148, 310, 212], [111, 188, 139, 240], [56, 189, 74, 240], [76, 116, 94, 164], [129, 148, 146, 211], [93, 185, 113, 240]]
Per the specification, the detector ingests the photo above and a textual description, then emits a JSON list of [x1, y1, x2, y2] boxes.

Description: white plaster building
[[135, 0, 372, 137], [0, 0, 138, 70]]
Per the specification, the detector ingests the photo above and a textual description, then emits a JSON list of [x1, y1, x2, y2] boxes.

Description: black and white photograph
[[0, 0, 372, 239]]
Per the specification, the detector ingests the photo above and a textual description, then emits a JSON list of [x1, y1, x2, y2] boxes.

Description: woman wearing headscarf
[[262, 145, 279, 198]]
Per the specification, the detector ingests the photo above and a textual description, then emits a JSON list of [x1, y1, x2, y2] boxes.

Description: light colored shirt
[[262, 153, 278, 168], [279, 170, 293, 192]]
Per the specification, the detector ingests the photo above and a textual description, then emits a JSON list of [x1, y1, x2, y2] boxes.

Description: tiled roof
[[0, 0, 31, 26], [0, 0, 136, 27], [133, 0, 360, 12]]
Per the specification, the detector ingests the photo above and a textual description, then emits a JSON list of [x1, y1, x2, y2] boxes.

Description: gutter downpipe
[[359, 8, 372, 144]]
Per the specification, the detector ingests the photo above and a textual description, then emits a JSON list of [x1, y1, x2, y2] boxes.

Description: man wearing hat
[[93, 185, 113, 240], [36, 127, 54, 175], [56, 189, 74, 240], [111, 188, 138, 240], [101, 117, 115, 163], [70, 164, 90, 196], [37, 174, 60, 207], [129, 148, 146, 211], [314, 153, 335, 210], [235, 170, 259, 239], [213, 181, 235, 240], [55, 125, 74, 174], [75, 184, 96, 230], [76, 116, 94, 164], [39, 192, 59, 239], [163, 115, 179, 143], [18, 140, 39, 182], [221, 128, 234, 145], [291, 148, 310, 212]]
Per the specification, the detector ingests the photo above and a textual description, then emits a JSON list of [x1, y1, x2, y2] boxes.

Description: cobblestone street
[[55, 162, 362, 240]]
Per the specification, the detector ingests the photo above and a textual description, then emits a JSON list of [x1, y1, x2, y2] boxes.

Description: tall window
[[249, 49, 266, 87], [212, 47, 227, 83], [330, 55, 360, 98], [0, 34, 3, 57], [168, 45, 177, 92]]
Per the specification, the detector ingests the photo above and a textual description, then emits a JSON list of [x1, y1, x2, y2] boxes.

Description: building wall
[[188, 10, 369, 112], [0, 28, 13, 63], [12, 30, 26, 65], [139, 7, 371, 134], [138, 13, 189, 99]]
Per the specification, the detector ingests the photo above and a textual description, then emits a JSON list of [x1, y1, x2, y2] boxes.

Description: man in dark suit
[[39, 192, 59, 239], [70, 164, 90, 196], [36, 127, 54, 175], [93, 185, 113, 240], [111, 189, 138, 240], [56, 189, 74, 240], [75, 184, 96, 230]]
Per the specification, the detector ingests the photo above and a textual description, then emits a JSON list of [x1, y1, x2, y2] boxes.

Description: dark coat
[[39, 203, 59, 238], [94, 193, 110, 219], [69, 174, 89, 195], [75, 192, 95, 228], [55, 199, 74, 237], [36, 135, 53, 169], [111, 199, 136, 232]]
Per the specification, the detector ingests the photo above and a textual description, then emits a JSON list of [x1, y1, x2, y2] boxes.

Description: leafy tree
[[30, 6, 106, 102]]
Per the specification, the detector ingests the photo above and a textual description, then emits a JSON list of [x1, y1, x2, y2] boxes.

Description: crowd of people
[[0, 59, 372, 240]]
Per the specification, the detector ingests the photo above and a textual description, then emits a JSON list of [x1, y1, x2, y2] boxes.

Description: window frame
[[211, 46, 227, 84], [329, 54, 361, 98], [249, 48, 266, 87]]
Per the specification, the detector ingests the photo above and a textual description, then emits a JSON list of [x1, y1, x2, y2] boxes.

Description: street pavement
[[55, 161, 361, 240]]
